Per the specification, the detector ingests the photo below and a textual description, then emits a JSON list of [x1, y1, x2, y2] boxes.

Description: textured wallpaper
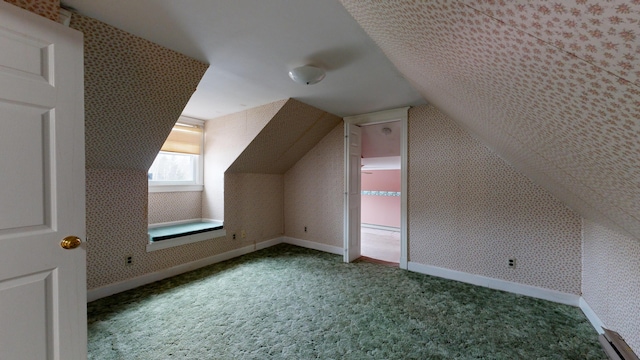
[[86, 169, 242, 290], [408, 105, 582, 294], [70, 13, 208, 170], [339, 0, 640, 242], [148, 191, 202, 225], [227, 99, 342, 174], [86, 169, 147, 289], [284, 123, 344, 247], [73, 12, 211, 289], [582, 219, 640, 354], [224, 173, 284, 243], [4, 0, 59, 21], [202, 100, 287, 221]]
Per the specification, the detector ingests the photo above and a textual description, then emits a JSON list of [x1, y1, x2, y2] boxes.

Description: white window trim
[[149, 184, 204, 193], [149, 116, 205, 193]]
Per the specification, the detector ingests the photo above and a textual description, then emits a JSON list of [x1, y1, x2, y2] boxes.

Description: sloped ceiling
[[226, 99, 342, 174], [70, 13, 208, 170], [339, 0, 640, 240]]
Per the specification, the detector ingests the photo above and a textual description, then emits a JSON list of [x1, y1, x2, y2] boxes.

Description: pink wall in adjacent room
[[361, 170, 400, 228]]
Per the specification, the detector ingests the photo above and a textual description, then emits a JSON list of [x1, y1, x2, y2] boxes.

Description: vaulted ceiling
[[339, 0, 640, 240], [59, 0, 639, 241], [61, 0, 426, 119]]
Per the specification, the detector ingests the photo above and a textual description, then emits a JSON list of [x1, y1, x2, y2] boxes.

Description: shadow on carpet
[[88, 244, 605, 359]]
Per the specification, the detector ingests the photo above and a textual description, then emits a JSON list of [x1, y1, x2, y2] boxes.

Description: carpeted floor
[[88, 244, 605, 359]]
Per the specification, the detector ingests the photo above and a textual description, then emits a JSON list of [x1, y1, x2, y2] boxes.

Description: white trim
[[149, 184, 204, 193], [343, 123, 350, 262], [88, 237, 348, 301], [146, 229, 226, 252], [148, 218, 222, 229], [88, 238, 283, 302], [407, 262, 580, 306], [146, 218, 225, 252], [579, 297, 605, 334], [399, 111, 408, 270], [344, 107, 409, 125], [361, 223, 401, 232], [283, 237, 344, 255], [149, 115, 205, 192], [343, 107, 409, 269], [255, 237, 284, 250]]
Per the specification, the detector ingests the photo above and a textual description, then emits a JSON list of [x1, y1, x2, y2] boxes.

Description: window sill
[[149, 184, 204, 193], [147, 219, 224, 252]]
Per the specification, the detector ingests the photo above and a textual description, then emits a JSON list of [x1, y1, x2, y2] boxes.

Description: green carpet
[[88, 244, 605, 359]]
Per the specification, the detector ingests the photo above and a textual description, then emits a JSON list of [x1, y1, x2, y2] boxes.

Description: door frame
[[343, 107, 409, 268], [0, 2, 86, 358]]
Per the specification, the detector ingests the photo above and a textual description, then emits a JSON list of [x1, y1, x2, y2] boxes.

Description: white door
[[344, 123, 361, 262], [0, 3, 86, 360]]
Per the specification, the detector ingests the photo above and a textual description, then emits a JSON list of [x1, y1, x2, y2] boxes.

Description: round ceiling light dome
[[288, 65, 325, 85]]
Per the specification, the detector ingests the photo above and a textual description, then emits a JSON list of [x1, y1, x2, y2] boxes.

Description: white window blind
[[161, 124, 202, 155]]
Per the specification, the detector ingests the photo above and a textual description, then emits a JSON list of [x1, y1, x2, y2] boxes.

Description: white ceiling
[[361, 157, 400, 171], [361, 121, 401, 159], [61, 0, 426, 119]]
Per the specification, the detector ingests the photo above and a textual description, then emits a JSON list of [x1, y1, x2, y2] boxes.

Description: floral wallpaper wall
[[203, 98, 340, 224], [86, 169, 231, 290], [339, 0, 640, 242], [408, 105, 582, 294], [582, 219, 640, 354], [227, 99, 342, 174], [202, 99, 340, 251], [70, 13, 208, 171], [202, 100, 287, 222], [70, 12, 210, 290], [4, 0, 59, 22], [284, 123, 344, 247], [224, 173, 284, 244], [148, 191, 202, 225]]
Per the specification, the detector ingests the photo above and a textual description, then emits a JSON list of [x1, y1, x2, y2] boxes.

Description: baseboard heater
[[599, 328, 639, 360]]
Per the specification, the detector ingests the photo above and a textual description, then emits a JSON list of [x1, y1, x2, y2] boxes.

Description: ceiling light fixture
[[381, 127, 392, 135], [288, 65, 325, 85]]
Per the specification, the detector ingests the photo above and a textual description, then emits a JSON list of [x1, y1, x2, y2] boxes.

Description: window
[[149, 117, 204, 192]]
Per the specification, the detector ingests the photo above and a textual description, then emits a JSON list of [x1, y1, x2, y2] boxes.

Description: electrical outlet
[[232, 233, 236, 240], [241, 230, 246, 239], [304, 226, 307, 233], [508, 258, 516, 269], [126, 256, 133, 266]]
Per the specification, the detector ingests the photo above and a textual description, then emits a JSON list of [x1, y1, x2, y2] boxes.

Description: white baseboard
[[579, 297, 605, 334], [87, 236, 345, 302], [256, 237, 284, 250], [88, 239, 277, 302], [282, 237, 344, 255], [407, 262, 580, 306]]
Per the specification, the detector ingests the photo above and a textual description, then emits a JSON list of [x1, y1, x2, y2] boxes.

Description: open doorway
[[343, 107, 408, 269], [360, 122, 401, 264]]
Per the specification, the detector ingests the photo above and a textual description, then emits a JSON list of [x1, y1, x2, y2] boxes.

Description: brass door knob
[[60, 236, 82, 249]]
